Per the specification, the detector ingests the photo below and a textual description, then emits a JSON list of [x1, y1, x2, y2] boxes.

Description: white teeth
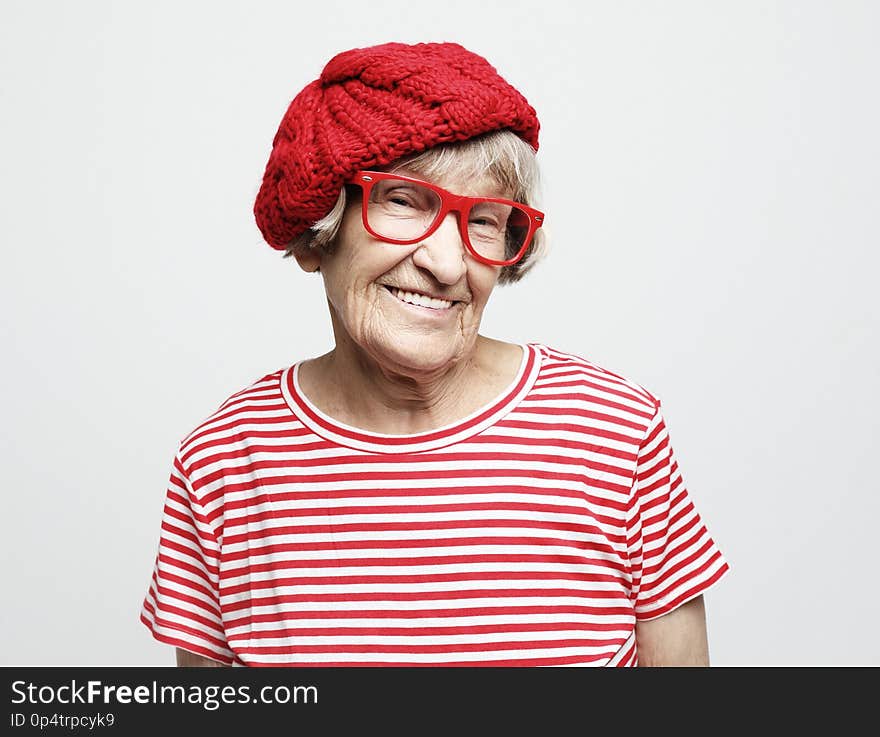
[[390, 287, 453, 310]]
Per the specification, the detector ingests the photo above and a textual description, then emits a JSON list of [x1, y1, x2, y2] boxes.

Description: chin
[[370, 334, 466, 373]]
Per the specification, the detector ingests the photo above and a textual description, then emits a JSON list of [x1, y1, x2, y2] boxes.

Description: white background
[[2, 1, 877, 666]]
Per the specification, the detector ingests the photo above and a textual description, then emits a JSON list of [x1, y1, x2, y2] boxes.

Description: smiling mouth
[[382, 285, 461, 311]]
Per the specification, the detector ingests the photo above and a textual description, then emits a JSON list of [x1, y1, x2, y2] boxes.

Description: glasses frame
[[352, 170, 545, 267]]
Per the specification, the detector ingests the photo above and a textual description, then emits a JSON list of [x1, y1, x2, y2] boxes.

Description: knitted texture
[[254, 42, 540, 249]]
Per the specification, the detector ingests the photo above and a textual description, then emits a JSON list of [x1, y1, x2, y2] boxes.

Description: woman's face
[[303, 169, 505, 377]]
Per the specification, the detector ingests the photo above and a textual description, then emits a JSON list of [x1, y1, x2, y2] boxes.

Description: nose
[[410, 212, 468, 285]]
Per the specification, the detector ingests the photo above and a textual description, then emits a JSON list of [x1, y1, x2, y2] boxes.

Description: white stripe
[[222, 543, 622, 564], [225, 617, 634, 635], [218, 578, 633, 602], [228, 596, 635, 613], [219, 564, 630, 587], [242, 647, 621, 664], [228, 630, 634, 646], [221, 526, 624, 552], [222, 508, 624, 533]]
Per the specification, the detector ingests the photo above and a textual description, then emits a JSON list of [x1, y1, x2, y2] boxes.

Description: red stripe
[[287, 347, 536, 445], [225, 482, 626, 507], [222, 499, 627, 525], [225, 607, 634, 628], [473, 432, 639, 460], [617, 637, 638, 667], [525, 392, 653, 421], [219, 572, 634, 596], [220, 588, 635, 613], [140, 613, 232, 663], [533, 375, 654, 410], [155, 553, 215, 589], [220, 552, 630, 579], [151, 572, 222, 618], [234, 623, 632, 638], [539, 355, 655, 403], [222, 517, 625, 546], [221, 534, 625, 560], [141, 611, 229, 651], [208, 467, 627, 501], [244, 653, 616, 667], [637, 560, 730, 619], [494, 419, 641, 446], [651, 515, 697, 556], [183, 415, 311, 461], [190, 434, 639, 469], [158, 521, 218, 573], [158, 538, 219, 578], [190, 450, 635, 489], [144, 598, 225, 636], [235, 637, 627, 654], [182, 427, 318, 465], [637, 545, 724, 610]]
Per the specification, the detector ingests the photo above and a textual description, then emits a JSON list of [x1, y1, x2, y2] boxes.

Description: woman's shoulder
[[176, 365, 292, 457], [529, 342, 660, 412]]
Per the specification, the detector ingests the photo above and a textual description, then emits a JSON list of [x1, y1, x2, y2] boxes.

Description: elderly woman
[[141, 42, 729, 667]]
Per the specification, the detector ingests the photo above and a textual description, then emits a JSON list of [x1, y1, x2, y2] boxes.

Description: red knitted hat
[[254, 41, 540, 249]]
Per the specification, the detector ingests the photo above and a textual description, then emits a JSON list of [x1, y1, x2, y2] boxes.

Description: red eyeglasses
[[352, 170, 545, 267]]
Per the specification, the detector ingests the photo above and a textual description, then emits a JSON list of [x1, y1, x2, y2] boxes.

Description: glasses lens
[[467, 201, 532, 264], [366, 178, 442, 242], [364, 177, 533, 264]]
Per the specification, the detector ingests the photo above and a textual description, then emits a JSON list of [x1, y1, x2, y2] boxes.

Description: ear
[[292, 245, 322, 273]]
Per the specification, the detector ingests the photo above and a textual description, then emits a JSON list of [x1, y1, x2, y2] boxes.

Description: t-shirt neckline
[[280, 342, 541, 454]]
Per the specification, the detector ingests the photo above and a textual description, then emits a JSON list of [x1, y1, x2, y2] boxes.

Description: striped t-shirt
[[141, 342, 729, 666]]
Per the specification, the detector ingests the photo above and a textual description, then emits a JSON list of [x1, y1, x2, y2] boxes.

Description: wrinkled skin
[[294, 170, 519, 434]]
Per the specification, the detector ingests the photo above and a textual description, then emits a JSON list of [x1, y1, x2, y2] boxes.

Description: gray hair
[[283, 129, 549, 285]]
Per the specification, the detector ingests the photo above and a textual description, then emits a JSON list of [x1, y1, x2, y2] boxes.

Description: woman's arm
[[175, 648, 231, 667], [634, 595, 711, 666]]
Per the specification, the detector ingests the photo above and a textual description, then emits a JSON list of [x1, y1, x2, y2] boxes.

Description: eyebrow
[[385, 167, 511, 199]]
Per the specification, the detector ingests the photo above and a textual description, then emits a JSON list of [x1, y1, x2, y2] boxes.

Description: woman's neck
[[300, 334, 517, 435]]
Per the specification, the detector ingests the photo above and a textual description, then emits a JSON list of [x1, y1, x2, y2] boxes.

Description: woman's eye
[[380, 186, 426, 208], [470, 215, 500, 228], [470, 203, 509, 230]]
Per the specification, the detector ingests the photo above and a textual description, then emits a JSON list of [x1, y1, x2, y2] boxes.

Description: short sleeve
[[625, 403, 730, 621], [140, 450, 234, 664]]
